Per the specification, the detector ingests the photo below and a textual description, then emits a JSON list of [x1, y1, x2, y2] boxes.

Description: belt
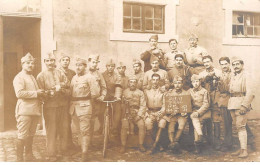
[[230, 92, 246, 97], [129, 105, 140, 109], [71, 96, 91, 101], [148, 107, 161, 112]]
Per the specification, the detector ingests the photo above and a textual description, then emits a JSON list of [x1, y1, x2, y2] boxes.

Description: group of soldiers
[[13, 33, 256, 162]]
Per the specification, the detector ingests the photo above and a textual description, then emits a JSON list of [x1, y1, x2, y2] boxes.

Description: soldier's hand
[[54, 85, 61, 92], [191, 111, 199, 118], [239, 106, 247, 115], [37, 89, 45, 97], [97, 96, 104, 102], [135, 116, 141, 122]]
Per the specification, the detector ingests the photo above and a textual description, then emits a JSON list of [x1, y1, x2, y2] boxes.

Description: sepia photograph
[[0, 0, 260, 162]]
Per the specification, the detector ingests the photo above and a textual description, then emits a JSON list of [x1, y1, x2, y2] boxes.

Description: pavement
[[0, 119, 260, 162]]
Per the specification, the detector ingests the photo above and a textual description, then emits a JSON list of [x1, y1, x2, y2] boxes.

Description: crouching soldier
[[13, 53, 44, 161], [144, 73, 165, 153], [158, 76, 191, 153], [70, 57, 92, 161], [120, 75, 147, 153], [190, 74, 211, 154]]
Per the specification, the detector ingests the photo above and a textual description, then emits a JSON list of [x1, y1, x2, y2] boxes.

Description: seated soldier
[[144, 73, 165, 153], [120, 75, 147, 153], [190, 74, 211, 154], [158, 76, 191, 153]]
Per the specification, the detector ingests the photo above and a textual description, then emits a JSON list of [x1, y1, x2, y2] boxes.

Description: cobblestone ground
[[0, 119, 260, 162]]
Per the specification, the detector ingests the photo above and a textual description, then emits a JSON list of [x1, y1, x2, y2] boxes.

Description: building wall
[[52, 0, 260, 117]]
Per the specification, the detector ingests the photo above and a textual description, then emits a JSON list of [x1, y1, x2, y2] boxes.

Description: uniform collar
[[193, 86, 202, 92]]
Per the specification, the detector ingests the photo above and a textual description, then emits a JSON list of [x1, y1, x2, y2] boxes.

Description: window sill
[[223, 37, 260, 46]]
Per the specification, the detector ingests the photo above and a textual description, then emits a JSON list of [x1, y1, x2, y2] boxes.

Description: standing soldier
[[164, 38, 184, 71], [140, 34, 166, 72], [199, 55, 222, 150], [143, 59, 169, 91], [117, 62, 129, 90], [13, 53, 44, 162], [157, 76, 191, 154], [144, 73, 165, 154], [167, 54, 192, 90], [86, 54, 107, 137], [133, 59, 144, 90], [58, 54, 77, 150], [184, 34, 208, 74], [217, 57, 232, 151], [102, 59, 122, 138], [190, 74, 211, 154], [70, 57, 92, 161], [120, 75, 147, 153], [228, 57, 255, 158], [37, 53, 70, 161]]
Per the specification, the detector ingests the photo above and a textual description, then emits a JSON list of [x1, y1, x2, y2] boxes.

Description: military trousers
[[43, 106, 69, 157], [16, 115, 39, 140]]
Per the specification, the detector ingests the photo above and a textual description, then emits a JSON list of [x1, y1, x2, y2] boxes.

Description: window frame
[[123, 2, 165, 34], [110, 0, 179, 42]]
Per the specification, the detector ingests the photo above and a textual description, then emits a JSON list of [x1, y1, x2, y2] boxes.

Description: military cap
[[59, 53, 70, 60], [133, 58, 142, 66], [173, 75, 183, 82], [88, 54, 100, 62], [117, 61, 126, 68], [44, 52, 56, 60], [21, 52, 35, 63], [175, 53, 184, 60], [128, 75, 138, 81], [149, 34, 158, 41], [189, 34, 198, 40], [191, 74, 201, 81], [106, 58, 115, 66], [231, 56, 243, 64], [75, 57, 87, 65]]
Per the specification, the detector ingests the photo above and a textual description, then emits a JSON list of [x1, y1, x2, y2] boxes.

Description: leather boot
[[139, 144, 146, 152], [238, 149, 248, 158], [16, 139, 24, 162], [168, 132, 175, 150], [148, 128, 162, 155], [231, 149, 241, 156], [213, 123, 221, 151], [194, 142, 201, 154], [24, 136, 36, 161], [81, 136, 90, 162], [138, 126, 146, 152]]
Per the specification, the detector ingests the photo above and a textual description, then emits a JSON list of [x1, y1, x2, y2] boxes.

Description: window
[[123, 3, 164, 33], [232, 11, 260, 38]]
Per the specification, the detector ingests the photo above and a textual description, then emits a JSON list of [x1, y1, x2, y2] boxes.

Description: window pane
[[132, 5, 141, 17], [123, 4, 131, 16], [245, 14, 253, 26], [145, 6, 153, 18], [254, 27, 260, 36], [154, 19, 162, 31], [154, 7, 162, 19], [247, 27, 253, 35], [133, 18, 141, 30], [123, 18, 131, 30], [233, 12, 244, 24], [254, 15, 260, 25], [145, 19, 153, 30]]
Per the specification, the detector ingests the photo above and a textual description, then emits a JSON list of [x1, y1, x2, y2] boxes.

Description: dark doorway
[[3, 16, 41, 131]]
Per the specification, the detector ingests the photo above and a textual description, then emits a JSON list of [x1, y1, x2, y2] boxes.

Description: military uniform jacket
[[37, 69, 70, 108], [140, 48, 165, 72], [144, 87, 164, 109], [184, 45, 208, 67], [216, 70, 231, 107], [13, 70, 41, 117], [190, 87, 210, 117], [168, 64, 192, 90], [228, 70, 255, 110], [143, 69, 169, 90], [70, 73, 92, 116], [164, 50, 184, 70], [199, 67, 222, 104], [135, 71, 144, 90], [86, 69, 107, 100], [102, 71, 122, 100], [123, 88, 147, 118]]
